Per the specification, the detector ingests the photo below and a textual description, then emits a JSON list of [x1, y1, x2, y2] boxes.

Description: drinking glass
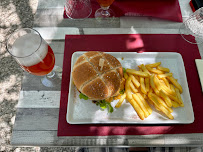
[[65, 0, 92, 19], [6, 28, 60, 87], [95, 0, 115, 19], [179, 7, 203, 44]]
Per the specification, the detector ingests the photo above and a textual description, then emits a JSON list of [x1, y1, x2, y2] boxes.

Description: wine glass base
[[65, 8, 92, 19], [95, 8, 115, 21], [41, 67, 61, 88], [41, 74, 61, 88]]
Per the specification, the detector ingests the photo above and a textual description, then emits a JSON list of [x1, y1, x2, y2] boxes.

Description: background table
[[34, 0, 192, 28], [11, 0, 203, 147]]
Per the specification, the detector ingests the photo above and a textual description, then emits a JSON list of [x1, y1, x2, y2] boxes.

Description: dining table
[[11, 0, 203, 147]]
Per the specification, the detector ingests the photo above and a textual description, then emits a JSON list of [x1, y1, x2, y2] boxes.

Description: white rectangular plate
[[67, 52, 194, 124]]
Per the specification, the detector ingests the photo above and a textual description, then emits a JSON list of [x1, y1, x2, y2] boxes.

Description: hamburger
[[72, 51, 124, 112]]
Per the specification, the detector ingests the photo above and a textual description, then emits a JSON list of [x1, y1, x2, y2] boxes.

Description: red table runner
[[64, 0, 183, 22], [58, 34, 202, 136]]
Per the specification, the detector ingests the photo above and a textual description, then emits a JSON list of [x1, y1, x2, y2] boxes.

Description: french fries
[[162, 77, 170, 87], [159, 90, 172, 108], [175, 88, 184, 107], [170, 84, 175, 92], [115, 93, 126, 108], [161, 84, 176, 96], [154, 75, 162, 91], [129, 74, 140, 88], [129, 98, 145, 120], [115, 62, 184, 120], [124, 72, 129, 79], [105, 97, 113, 103], [157, 73, 173, 79], [149, 95, 174, 120], [150, 74, 156, 90], [139, 64, 151, 75], [150, 74, 159, 95], [132, 94, 150, 118], [136, 93, 152, 114], [146, 66, 164, 74], [146, 62, 161, 68], [145, 78, 150, 92], [152, 93, 173, 113], [130, 82, 138, 93], [167, 76, 183, 93], [125, 77, 132, 101], [126, 69, 149, 77], [157, 66, 170, 73], [140, 77, 147, 94], [171, 100, 180, 108]]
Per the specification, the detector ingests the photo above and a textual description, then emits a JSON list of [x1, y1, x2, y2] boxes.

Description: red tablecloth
[[58, 34, 202, 136], [64, 0, 182, 22]]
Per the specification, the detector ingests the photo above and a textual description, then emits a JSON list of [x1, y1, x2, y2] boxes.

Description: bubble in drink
[[11, 33, 55, 76]]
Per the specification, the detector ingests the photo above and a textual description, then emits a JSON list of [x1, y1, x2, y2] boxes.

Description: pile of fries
[[115, 62, 184, 120]]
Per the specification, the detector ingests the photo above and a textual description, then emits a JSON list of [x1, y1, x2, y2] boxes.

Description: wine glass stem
[[101, 6, 110, 17], [47, 70, 55, 78], [41, 69, 60, 88]]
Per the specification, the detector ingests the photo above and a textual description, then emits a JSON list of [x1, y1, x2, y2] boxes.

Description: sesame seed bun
[[72, 51, 123, 100]]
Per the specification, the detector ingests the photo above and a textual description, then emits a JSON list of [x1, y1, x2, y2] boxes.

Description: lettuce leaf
[[79, 93, 89, 100], [96, 100, 114, 113], [119, 89, 125, 94], [123, 68, 126, 73], [79, 93, 114, 113], [106, 102, 114, 113]]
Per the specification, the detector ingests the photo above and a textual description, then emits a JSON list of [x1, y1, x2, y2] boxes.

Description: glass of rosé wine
[[95, 0, 115, 19], [6, 28, 60, 87]]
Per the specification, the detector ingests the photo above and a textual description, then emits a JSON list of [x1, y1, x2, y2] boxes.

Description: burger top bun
[[72, 51, 123, 100]]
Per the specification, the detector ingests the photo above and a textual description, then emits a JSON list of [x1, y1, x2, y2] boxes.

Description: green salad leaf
[[123, 68, 126, 73], [106, 103, 114, 113], [79, 93, 89, 100], [96, 100, 114, 113], [119, 89, 125, 94], [99, 100, 107, 109], [79, 94, 114, 113]]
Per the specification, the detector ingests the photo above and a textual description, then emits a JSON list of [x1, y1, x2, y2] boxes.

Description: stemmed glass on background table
[[95, 0, 115, 19], [65, 0, 92, 19], [179, 7, 203, 44], [6, 28, 60, 87], [65, 0, 115, 20]]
